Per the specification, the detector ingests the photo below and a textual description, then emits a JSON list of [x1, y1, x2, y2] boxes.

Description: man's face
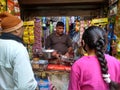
[[56, 26, 64, 35]]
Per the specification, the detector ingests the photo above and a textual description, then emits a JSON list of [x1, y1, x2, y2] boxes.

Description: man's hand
[[65, 52, 70, 58], [52, 51, 60, 58]]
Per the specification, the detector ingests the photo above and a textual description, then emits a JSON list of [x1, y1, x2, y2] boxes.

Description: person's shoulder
[[0, 39, 23, 46], [48, 32, 56, 37], [105, 54, 117, 60], [105, 54, 120, 63], [0, 39, 26, 53], [72, 56, 90, 69], [73, 56, 89, 64]]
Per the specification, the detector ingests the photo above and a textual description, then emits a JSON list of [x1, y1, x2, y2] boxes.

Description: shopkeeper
[[45, 21, 73, 58]]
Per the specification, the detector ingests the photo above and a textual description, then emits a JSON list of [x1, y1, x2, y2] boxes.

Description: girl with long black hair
[[68, 26, 120, 90]]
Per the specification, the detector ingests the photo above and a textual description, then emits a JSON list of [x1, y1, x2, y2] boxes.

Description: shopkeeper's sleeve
[[45, 35, 52, 49], [13, 44, 37, 90]]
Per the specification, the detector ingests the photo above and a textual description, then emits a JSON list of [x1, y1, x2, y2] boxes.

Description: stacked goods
[[13, 0, 20, 16], [115, 0, 120, 59], [7, 0, 14, 14], [108, 0, 118, 57], [0, 0, 6, 13], [23, 21, 34, 44], [32, 17, 42, 58], [7, 0, 20, 16], [115, 0, 120, 38], [0, 0, 6, 34], [32, 58, 40, 70], [91, 18, 108, 27], [31, 59, 48, 71], [27, 45, 33, 60], [23, 21, 34, 59]]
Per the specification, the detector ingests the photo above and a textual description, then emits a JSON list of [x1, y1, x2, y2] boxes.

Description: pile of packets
[[23, 21, 34, 44]]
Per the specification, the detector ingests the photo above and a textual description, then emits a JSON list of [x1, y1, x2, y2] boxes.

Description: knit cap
[[0, 12, 23, 33]]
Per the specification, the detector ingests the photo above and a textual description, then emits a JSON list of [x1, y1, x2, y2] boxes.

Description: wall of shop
[[19, 0, 108, 20], [19, 0, 105, 5]]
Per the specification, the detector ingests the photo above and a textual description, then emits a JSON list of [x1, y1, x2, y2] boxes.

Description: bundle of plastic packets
[[32, 17, 43, 58]]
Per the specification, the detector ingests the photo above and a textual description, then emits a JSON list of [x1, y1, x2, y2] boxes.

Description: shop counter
[[34, 70, 70, 90], [35, 70, 69, 90], [32, 59, 72, 90]]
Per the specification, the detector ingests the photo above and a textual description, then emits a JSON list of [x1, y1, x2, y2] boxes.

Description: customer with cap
[[0, 12, 37, 90]]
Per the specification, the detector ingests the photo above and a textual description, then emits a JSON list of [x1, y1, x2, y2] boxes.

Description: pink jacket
[[68, 54, 120, 90]]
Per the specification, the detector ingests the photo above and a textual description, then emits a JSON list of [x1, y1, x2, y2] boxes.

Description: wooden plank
[[21, 9, 96, 17], [19, 0, 104, 5]]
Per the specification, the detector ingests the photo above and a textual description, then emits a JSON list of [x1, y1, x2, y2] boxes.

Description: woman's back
[[68, 54, 120, 90]]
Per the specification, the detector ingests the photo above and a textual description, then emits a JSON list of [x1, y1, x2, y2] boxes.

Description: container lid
[[38, 60, 48, 64], [42, 49, 55, 53]]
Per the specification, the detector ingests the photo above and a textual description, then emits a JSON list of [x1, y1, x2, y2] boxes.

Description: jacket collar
[[0, 33, 24, 45]]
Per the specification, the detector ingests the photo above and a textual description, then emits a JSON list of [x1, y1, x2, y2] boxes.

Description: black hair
[[56, 21, 64, 27], [82, 26, 120, 90]]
